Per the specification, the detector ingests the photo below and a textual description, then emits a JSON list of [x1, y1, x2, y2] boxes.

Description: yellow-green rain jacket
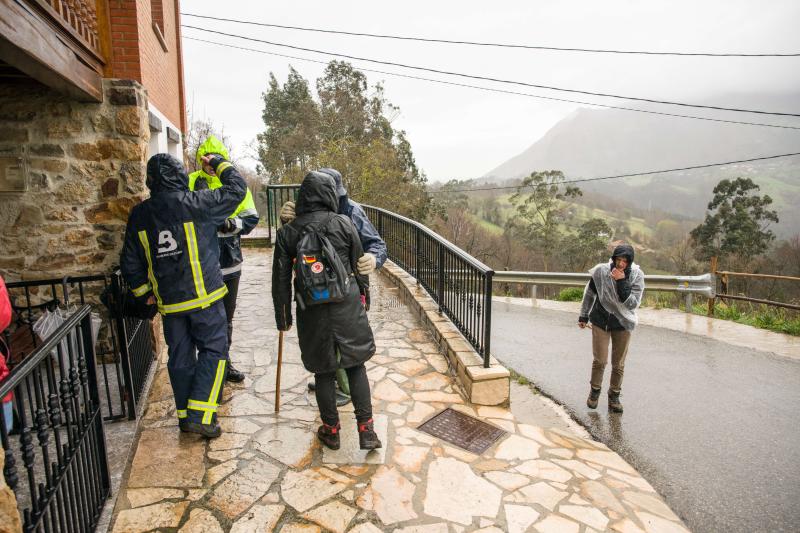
[[189, 136, 260, 280]]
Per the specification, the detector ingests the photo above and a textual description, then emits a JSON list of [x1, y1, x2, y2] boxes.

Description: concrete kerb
[[379, 261, 511, 406]]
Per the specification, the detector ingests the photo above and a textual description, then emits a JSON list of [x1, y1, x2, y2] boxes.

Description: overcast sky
[[182, 1, 800, 182]]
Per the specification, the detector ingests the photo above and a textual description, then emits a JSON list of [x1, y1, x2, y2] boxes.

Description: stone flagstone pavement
[[109, 249, 690, 533]]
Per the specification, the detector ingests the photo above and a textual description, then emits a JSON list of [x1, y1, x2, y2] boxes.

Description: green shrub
[[556, 287, 584, 302], [779, 318, 800, 336]]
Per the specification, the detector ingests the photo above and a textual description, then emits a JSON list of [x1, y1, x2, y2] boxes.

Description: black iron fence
[[109, 270, 157, 419], [266, 184, 300, 244], [1, 305, 111, 533], [4, 273, 157, 421], [364, 206, 494, 365]]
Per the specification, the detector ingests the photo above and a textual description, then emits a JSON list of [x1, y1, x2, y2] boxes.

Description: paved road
[[492, 301, 800, 533]]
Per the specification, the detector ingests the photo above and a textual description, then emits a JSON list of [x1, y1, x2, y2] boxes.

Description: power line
[[181, 13, 800, 58], [183, 36, 800, 131], [427, 152, 800, 194], [180, 25, 800, 118]]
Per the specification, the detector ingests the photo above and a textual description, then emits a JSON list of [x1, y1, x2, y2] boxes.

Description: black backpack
[[294, 214, 350, 308]]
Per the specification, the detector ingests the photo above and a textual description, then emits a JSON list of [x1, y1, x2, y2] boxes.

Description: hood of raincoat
[[195, 135, 230, 168], [318, 167, 347, 197], [610, 244, 635, 275], [295, 171, 338, 215], [146, 153, 189, 193]]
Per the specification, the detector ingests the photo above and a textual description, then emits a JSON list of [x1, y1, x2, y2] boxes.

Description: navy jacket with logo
[[120, 154, 246, 315]]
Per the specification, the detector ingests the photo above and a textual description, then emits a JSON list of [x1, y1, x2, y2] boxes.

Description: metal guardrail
[[0, 305, 111, 533], [493, 271, 716, 312]]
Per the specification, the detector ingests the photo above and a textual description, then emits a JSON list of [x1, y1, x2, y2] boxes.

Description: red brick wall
[[108, 0, 142, 81], [107, 0, 186, 133], [137, 0, 184, 131]]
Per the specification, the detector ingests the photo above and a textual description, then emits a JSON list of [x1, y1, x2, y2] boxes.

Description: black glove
[[207, 155, 226, 172], [218, 218, 236, 233], [194, 176, 209, 190]]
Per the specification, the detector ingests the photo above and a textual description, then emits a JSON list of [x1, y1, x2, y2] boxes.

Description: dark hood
[[146, 154, 189, 193], [318, 168, 347, 197], [610, 244, 635, 273], [295, 171, 338, 215]]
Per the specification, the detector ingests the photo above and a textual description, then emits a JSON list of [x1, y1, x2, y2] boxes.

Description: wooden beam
[[0, 0, 102, 102]]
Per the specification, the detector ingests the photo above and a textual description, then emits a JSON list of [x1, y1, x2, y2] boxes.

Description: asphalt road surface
[[492, 301, 800, 533]]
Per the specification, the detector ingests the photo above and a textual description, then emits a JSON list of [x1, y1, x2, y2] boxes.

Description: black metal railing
[[109, 271, 157, 419], [266, 184, 300, 244], [4, 274, 156, 421], [364, 206, 494, 365], [1, 305, 111, 533]]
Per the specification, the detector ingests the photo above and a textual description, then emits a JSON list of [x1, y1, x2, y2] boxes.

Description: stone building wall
[[0, 79, 150, 281]]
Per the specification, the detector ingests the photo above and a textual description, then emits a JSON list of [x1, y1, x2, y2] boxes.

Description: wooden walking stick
[[275, 330, 284, 413]]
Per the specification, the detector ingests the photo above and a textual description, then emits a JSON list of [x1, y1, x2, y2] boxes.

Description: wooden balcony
[[0, 0, 109, 101]]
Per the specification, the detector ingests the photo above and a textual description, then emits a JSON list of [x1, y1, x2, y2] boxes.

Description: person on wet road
[[578, 244, 644, 413]]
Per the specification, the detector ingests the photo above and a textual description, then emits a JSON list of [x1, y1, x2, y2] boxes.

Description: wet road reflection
[[493, 301, 800, 533]]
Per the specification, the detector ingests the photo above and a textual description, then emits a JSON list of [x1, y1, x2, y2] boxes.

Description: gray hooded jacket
[[579, 244, 645, 331]]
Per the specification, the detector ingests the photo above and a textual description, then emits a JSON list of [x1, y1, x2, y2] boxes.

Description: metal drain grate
[[417, 408, 507, 455]]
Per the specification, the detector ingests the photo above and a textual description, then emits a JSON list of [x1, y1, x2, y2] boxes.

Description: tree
[[562, 218, 613, 271], [256, 68, 321, 183], [690, 178, 779, 262], [257, 61, 429, 219], [505, 170, 582, 270]]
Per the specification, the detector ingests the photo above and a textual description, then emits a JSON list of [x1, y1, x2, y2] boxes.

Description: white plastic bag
[[90, 312, 102, 349], [33, 307, 68, 361]]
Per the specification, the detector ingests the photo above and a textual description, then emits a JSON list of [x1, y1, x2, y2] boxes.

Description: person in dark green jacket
[[190, 136, 260, 383]]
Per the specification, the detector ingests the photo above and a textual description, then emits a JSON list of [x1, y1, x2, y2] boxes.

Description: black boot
[[226, 362, 245, 383], [317, 422, 341, 450], [358, 419, 382, 450], [587, 387, 601, 409], [608, 390, 623, 413], [181, 421, 222, 438]]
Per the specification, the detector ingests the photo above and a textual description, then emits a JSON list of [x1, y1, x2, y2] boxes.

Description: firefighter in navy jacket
[[121, 153, 246, 438]]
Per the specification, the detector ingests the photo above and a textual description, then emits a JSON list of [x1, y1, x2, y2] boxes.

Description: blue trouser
[[163, 300, 228, 425]]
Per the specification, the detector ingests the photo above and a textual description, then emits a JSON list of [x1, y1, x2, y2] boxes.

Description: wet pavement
[[107, 250, 689, 532], [492, 299, 800, 533]]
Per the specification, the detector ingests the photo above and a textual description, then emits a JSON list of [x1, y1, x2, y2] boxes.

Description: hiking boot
[[317, 422, 341, 450], [587, 387, 601, 409], [178, 419, 189, 432], [336, 390, 351, 407], [358, 419, 382, 450], [181, 421, 222, 438], [226, 362, 245, 383], [608, 390, 623, 413]]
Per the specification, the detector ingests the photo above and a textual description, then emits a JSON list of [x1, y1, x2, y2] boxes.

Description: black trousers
[[223, 276, 240, 351], [315, 364, 372, 426]]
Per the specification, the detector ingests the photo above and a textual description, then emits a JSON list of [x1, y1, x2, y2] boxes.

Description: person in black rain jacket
[[271, 171, 381, 451]]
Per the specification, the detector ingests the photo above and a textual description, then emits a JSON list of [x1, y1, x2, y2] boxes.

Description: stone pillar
[[0, 451, 21, 533], [0, 79, 150, 280]]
